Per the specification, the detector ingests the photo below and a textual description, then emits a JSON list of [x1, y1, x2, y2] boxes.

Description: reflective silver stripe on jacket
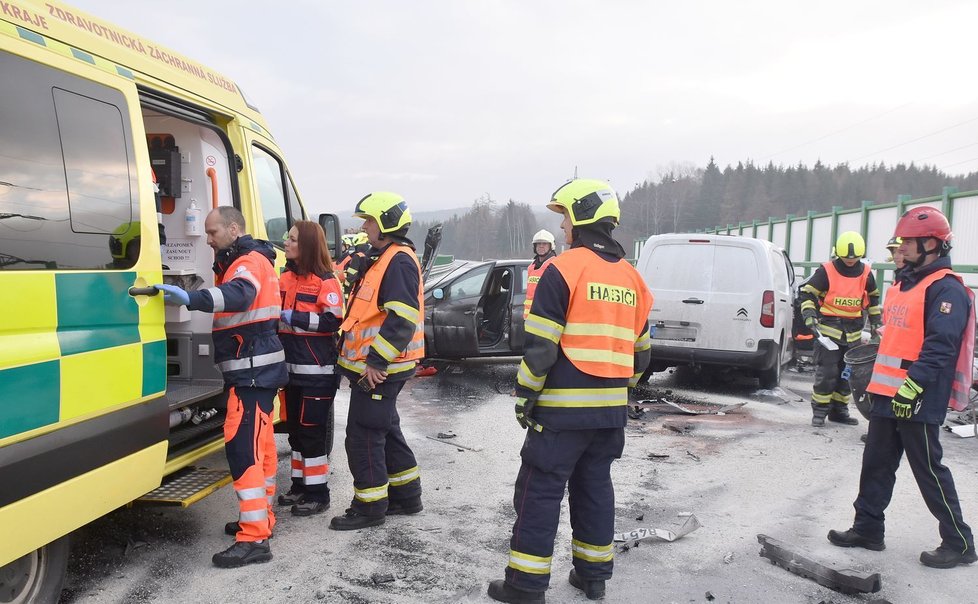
[[217, 349, 286, 372], [875, 353, 905, 369], [214, 305, 279, 329], [287, 363, 335, 375], [207, 287, 226, 312], [871, 372, 905, 389]]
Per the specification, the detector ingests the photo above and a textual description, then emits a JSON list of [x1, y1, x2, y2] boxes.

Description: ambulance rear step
[[136, 467, 231, 507]]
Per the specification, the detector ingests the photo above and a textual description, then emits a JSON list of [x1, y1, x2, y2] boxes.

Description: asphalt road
[[59, 360, 978, 603]]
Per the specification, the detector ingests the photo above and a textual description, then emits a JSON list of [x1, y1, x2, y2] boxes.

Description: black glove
[[891, 377, 923, 419], [515, 396, 542, 432]]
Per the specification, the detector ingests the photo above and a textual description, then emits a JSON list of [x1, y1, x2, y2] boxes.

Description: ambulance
[[0, 2, 340, 599]]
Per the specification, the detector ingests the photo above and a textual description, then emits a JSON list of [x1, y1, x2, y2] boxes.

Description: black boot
[[568, 569, 605, 600], [828, 403, 859, 425], [329, 508, 385, 531], [387, 496, 423, 516], [292, 499, 330, 516], [277, 486, 306, 506], [827, 528, 885, 551], [920, 545, 978, 568], [212, 540, 272, 568], [487, 580, 545, 604], [224, 521, 274, 538], [811, 403, 829, 427]]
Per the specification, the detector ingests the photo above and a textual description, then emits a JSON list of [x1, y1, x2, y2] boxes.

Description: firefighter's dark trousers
[[812, 340, 853, 415], [345, 379, 421, 517], [504, 427, 625, 593], [225, 386, 277, 541], [853, 406, 974, 554], [283, 381, 337, 503]]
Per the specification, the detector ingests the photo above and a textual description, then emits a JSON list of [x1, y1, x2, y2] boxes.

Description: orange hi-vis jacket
[[552, 247, 653, 378], [867, 268, 975, 412], [523, 256, 554, 319], [278, 267, 344, 386], [820, 261, 869, 318], [338, 243, 425, 376]]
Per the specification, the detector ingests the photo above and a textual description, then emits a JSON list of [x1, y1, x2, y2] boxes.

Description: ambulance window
[[286, 173, 304, 222], [0, 50, 136, 271], [53, 88, 133, 235], [251, 145, 289, 246]]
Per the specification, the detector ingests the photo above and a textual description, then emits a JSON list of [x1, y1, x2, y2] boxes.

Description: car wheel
[[758, 344, 782, 389], [0, 536, 70, 604]]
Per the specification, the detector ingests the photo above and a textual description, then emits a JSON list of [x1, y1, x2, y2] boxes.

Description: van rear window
[[647, 243, 759, 294], [646, 243, 713, 292], [713, 246, 760, 293]]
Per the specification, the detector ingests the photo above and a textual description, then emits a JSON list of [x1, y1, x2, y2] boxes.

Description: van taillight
[[760, 290, 775, 328]]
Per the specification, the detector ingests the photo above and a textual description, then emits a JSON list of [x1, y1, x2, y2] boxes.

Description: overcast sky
[[71, 0, 978, 216]]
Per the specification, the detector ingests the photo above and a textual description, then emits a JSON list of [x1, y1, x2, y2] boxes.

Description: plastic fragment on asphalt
[[614, 513, 701, 544], [756, 534, 881, 594], [426, 435, 482, 452], [946, 424, 977, 438]]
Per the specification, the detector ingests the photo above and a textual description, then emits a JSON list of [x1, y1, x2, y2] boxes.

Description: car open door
[[429, 262, 492, 358]]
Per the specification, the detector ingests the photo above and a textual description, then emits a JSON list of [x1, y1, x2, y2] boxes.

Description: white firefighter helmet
[[532, 229, 555, 246]]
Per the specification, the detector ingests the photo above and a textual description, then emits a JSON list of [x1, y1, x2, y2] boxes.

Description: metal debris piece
[[436, 431, 457, 439], [634, 400, 746, 415], [666, 400, 746, 415], [646, 453, 670, 460], [723, 551, 734, 564], [686, 450, 701, 462], [756, 534, 881, 595], [426, 435, 482, 452], [664, 421, 693, 433], [614, 513, 701, 544], [371, 573, 396, 585], [705, 591, 715, 601]]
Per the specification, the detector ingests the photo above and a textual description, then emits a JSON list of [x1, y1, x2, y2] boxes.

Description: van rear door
[[645, 238, 762, 352], [645, 239, 713, 345]]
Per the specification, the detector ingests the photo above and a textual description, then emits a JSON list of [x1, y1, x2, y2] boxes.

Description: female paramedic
[[276, 221, 345, 516]]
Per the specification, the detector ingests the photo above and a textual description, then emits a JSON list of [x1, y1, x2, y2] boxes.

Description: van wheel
[[0, 536, 70, 604], [758, 346, 782, 389]]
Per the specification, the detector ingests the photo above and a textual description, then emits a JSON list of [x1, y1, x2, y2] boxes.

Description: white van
[[635, 234, 795, 387]]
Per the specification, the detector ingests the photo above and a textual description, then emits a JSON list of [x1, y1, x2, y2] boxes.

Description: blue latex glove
[[515, 396, 543, 432], [154, 284, 189, 306], [280, 309, 294, 326]]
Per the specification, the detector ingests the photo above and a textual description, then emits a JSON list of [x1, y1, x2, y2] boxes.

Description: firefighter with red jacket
[[524, 229, 557, 318], [277, 221, 345, 517], [828, 206, 976, 569], [330, 192, 425, 531], [156, 206, 286, 568], [799, 231, 881, 426], [488, 180, 653, 603]]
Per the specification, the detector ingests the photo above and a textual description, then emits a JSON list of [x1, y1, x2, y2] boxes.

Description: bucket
[[843, 343, 878, 420]]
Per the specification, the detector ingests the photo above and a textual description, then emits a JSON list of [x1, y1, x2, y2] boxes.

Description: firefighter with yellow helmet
[[488, 179, 653, 603], [330, 192, 425, 530], [799, 231, 882, 427], [524, 229, 557, 318]]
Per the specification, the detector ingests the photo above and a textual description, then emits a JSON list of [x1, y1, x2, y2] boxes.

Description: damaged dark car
[[423, 259, 531, 359]]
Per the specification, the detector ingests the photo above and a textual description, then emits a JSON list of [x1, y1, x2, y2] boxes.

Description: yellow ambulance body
[[0, 2, 336, 599]]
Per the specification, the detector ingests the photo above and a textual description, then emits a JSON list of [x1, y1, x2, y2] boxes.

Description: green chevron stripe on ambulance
[[0, 272, 165, 441]]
